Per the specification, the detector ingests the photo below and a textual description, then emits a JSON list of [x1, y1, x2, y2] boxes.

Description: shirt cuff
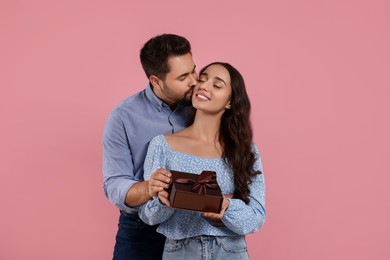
[[117, 179, 140, 213]]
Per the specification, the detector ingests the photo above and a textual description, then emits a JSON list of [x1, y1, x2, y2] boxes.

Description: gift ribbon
[[174, 171, 218, 195]]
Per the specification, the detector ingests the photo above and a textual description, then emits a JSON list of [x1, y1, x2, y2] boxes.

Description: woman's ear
[[225, 101, 231, 109]]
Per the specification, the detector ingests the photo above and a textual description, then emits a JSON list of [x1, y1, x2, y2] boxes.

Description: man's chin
[[179, 94, 193, 106], [179, 89, 194, 106], [179, 98, 192, 106]]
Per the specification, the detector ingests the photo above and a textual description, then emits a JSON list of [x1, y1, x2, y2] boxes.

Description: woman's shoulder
[[149, 134, 191, 152], [149, 134, 169, 148], [251, 142, 259, 153], [164, 130, 191, 147], [250, 143, 263, 173]]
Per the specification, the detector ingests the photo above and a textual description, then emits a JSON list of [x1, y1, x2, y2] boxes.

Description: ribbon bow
[[174, 171, 218, 195]]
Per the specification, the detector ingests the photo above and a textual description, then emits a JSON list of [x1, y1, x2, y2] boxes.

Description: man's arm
[[125, 168, 172, 207], [125, 169, 171, 207], [124, 181, 150, 207], [103, 111, 140, 211], [103, 111, 173, 210]]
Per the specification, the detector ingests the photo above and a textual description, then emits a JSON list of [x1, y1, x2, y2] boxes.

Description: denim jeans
[[162, 235, 249, 260], [113, 210, 165, 260]]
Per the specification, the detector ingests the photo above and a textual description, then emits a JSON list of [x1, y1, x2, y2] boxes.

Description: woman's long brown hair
[[199, 62, 261, 204]]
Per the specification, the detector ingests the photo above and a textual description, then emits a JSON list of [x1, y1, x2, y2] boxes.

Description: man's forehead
[[167, 54, 195, 76]]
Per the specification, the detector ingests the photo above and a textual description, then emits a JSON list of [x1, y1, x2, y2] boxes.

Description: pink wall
[[1, 0, 389, 259]]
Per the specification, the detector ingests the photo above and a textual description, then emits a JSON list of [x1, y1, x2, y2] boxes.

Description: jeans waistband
[[120, 210, 139, 218]]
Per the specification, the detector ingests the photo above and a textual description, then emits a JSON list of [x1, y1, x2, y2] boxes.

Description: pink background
[[1, 0, 389, 259]]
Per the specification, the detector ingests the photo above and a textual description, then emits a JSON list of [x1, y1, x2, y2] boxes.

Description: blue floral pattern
[[139, 135, 266, 240]]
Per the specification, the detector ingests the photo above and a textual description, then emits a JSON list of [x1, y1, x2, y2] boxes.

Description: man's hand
[[148, 168, 172, 197]]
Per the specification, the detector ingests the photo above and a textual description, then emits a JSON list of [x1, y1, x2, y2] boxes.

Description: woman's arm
[[139, 195, 175, 225], [138, 136, 175, 225], [202, 144, 266, 234], [221, 173, 266, 235]]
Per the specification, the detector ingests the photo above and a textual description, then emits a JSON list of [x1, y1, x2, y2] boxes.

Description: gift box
[[168, 170, 223, 213]]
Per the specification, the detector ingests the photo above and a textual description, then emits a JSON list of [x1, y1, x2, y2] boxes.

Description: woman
[[139, 62, 266, 259]]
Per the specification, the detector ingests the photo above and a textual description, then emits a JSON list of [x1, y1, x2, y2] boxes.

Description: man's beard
[[179, 87, 194, 106], [160, 81, 194, 106]]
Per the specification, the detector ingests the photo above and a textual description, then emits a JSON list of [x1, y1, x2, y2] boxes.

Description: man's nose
[[189, 74, 198, 86]]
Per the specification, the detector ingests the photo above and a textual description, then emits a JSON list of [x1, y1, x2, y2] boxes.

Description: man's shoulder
[[119, 89, 146, 106], [111, 89, 148, 115]]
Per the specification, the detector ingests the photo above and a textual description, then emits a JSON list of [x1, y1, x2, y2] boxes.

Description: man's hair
[[140, 34, 192, 80]]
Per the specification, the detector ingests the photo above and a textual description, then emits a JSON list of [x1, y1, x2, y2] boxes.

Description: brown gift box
[[168, 170, 223, 213]]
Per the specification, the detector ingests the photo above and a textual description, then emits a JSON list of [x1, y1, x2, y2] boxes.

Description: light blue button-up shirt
[[103, 84, 194, 214]]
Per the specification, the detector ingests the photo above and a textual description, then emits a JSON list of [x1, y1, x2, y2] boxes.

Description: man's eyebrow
[[176, 65, 196, 79]]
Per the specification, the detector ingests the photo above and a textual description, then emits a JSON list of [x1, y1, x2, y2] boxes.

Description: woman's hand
[[201, 196, 231, 227], [157, 189, 172, 207]]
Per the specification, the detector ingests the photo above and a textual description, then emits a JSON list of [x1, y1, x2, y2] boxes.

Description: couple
[[103, 34, 266, 260]]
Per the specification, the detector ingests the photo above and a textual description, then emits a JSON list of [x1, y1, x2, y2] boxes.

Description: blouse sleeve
[[138, 135, 175, 225], [221, 143, 266, 235]]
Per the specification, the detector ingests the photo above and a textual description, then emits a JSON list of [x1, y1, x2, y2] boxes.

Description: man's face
[[156, 53, 198, 106]]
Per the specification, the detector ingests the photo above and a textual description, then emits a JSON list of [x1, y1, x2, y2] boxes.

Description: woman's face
[[192, 64, 232, 114]]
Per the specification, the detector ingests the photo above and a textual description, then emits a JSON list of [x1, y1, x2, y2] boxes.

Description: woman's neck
[[167, 111, 224, 158], [187, 111, 222, 142]]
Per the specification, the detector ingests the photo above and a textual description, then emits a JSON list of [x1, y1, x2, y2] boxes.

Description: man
[[103, 34, 198, 259]]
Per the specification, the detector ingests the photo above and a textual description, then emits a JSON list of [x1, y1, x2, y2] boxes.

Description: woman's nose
[[199, 81, 210, 91]]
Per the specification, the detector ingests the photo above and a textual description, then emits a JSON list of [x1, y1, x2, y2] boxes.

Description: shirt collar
[[145, 83, 187, 112], [145, 83, 165, 112]]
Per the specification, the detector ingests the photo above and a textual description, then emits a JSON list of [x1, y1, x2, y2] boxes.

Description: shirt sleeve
[[221, 143, 266, 235], [139, 136, 175, 225], [102, 110, 137, 212]]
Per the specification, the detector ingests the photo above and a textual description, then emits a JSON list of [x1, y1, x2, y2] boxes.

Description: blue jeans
[[113, 210, 165, 260], [162, 235, 249, 260]]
